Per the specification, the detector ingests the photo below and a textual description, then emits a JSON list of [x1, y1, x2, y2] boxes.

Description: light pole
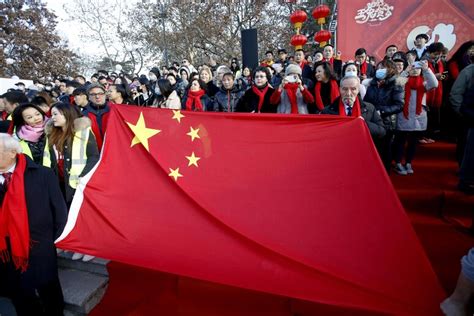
[[159, 1, 168, 66]]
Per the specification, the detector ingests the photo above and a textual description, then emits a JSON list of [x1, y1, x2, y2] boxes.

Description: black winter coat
[[206, 81, 219, 98], [213, 86, 245, 112], [235, 85, 277, 113], [0, 155, 67, 292], [322, 97, 386, 139], [181, 93, 214, 111], [364, 76, 405, 130]]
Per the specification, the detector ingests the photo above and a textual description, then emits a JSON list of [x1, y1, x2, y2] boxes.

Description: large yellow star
[[186, 152, 201, 167], [168, 167, 183, 181], [172, 110, 185, 123], [126, 112, 161, 151], [186, 126, 200, 142]]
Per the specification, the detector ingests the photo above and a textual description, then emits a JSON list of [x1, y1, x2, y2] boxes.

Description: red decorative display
[[314, 29, 332, 47], [290, 34, 308, 50], [312, 4, 330, 25], [290, 10, 308, 31]]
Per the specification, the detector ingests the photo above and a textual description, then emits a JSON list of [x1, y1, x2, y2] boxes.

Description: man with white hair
[[322, 76, 386, 139], [0, 133, 67, 316]]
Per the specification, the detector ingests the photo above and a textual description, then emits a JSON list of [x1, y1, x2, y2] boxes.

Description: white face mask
[[345, 70, 358, 78]]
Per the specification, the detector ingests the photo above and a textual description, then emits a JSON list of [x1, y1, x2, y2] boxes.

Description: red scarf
[[298, 60, 307, 71], [185, 90, 205, 111], [252, 85, 269, 113], [0, 154, 29, 272], [403, 75, 425, 119], [426, 60, 443, 108], [326, 58, 334, 66], [284, 83, 299, 114], [360, 61, 368, 75], [338, 97, 361, 117], [314, 80, 340, 111], [448, 61, 459, 81]]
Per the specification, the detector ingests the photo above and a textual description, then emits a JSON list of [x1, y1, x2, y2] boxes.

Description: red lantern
[[314, 30, 331, 47], [312, 4, 330, 25], [290, 34, 308, 50], [290, 10, 307, 32]]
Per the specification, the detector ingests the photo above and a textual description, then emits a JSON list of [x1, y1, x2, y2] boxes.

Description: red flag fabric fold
[[56, 105, 444, 315]]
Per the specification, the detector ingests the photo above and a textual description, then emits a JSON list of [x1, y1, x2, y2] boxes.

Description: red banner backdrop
[[337, 0, 474, 60], [56, 106, 445, 315]]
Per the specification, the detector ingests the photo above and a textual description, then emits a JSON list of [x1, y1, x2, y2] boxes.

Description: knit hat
[[86, 83, 106, 93], [178, 66, 190, 78], [392, 51, 406, 63], [285, 64, 302, 76]]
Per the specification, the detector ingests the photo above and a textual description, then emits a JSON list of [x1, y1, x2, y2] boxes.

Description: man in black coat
[[322, 76, 386, 140], [0, 134, 67, 316], [0, 91, 29, 133]]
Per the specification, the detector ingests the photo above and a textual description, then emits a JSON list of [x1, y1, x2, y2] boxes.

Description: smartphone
[[285, 75, 298, 83], [412, 61, 422, 69]]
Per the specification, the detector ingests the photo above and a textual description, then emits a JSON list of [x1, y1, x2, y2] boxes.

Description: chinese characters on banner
[[337, 0, 474, 60]]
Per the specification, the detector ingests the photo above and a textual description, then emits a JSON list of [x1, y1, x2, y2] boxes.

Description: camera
[[285, 75, 298, 83], [412, 61, 422, 69]]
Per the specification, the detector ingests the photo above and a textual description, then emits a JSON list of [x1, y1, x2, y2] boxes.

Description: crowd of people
[[0, 34, 473, 315]]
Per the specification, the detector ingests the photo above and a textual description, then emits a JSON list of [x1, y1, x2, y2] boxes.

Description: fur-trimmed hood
[[365, 75, 407, 88], [395, 75, 408, 86], [45, 116, 91, 135]]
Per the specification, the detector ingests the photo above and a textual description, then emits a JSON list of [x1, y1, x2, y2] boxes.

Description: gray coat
[[396, 69, 438, 131]]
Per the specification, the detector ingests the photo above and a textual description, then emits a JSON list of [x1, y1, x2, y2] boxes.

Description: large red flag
[[56, 105, 444, 315]]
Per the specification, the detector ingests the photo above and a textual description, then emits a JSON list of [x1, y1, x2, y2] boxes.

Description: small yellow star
[[168, 167, 183, 181], [172, 110, 185, 123], [126, 112, 161, 151], [186, 152, 201, 167], [186, 126, 200, 142]]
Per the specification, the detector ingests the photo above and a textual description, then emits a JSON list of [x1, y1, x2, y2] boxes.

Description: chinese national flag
[[56, 105, 444, 315]]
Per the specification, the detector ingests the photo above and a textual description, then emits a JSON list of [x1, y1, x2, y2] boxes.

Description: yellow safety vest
[[19, 138, 51, 168], [68, 128, 90, 189]]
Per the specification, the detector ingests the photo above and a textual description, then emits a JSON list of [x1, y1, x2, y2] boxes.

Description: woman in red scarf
[[235, 66, 276, 113], [313, 61, 339, 112], [393, 60, 438, 175], [269, 63, 314, 114], [181, 78, 212, 111]]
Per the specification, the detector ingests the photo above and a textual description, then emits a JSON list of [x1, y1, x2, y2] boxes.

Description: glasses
[[89, 92, 105, 97]]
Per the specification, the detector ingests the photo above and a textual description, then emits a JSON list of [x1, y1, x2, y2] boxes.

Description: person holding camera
[[392, 60, 438, 175], [269, 64, 314, 115]]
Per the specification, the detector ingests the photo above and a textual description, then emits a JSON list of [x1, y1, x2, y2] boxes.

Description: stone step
[[59, 268, 108, 315], [58, 251, 109, 276]]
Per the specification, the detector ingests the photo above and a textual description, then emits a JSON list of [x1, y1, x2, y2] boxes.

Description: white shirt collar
[[0, 163, 16, 183]]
